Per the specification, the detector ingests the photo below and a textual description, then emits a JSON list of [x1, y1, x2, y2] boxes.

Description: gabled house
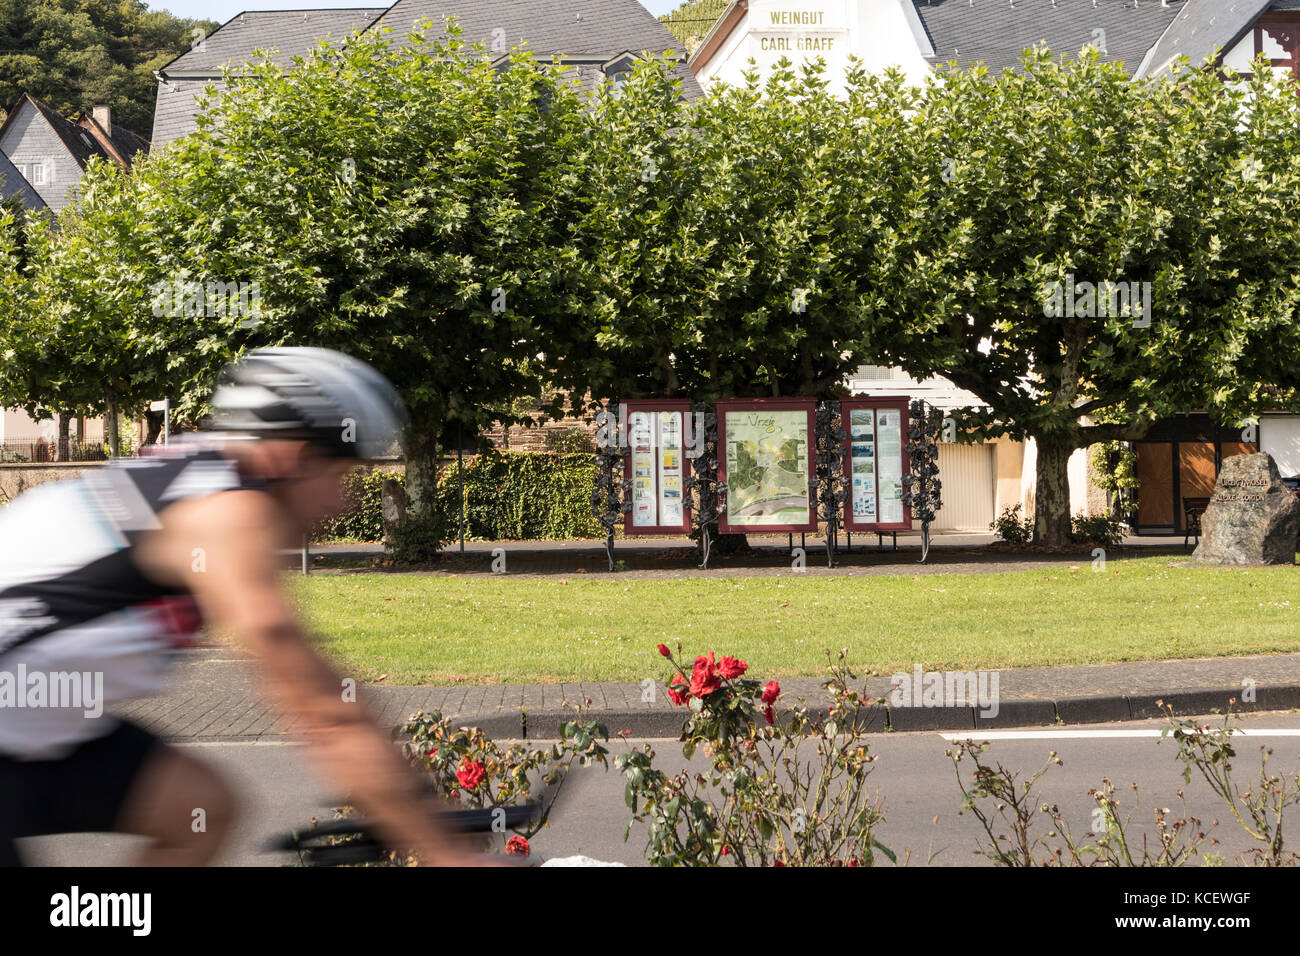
[[370, 0, 703, 95], [151, 8, 387, 147], [0, 94, 148, 213], [151, 0, 702, 147]]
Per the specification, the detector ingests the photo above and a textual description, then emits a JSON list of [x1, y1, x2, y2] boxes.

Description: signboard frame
[[841, 396, 912, 533], [621, 399, 694, 536], [716, 397, 818, 535]]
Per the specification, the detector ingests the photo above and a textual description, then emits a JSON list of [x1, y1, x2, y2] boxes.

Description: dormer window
[[603, 52, 637, 95]]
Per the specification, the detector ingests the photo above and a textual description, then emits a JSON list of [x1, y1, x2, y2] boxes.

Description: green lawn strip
[[291, 556, 1300, 685]]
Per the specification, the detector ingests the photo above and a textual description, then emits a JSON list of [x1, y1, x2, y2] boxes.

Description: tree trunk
[[105, 392, 120, 459], [404, 431, 439, 517], [1033, 438, 1074, 546], [56, 415, 70, 462]]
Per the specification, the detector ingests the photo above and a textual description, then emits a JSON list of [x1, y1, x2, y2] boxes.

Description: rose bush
[[616, 645, 893, 867]]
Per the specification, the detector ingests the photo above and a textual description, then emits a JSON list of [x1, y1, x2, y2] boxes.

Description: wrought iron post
[[685, 402, 721, 569], [902, 399, 944, 564], [814, 400, 846, 567], [591, 403, 628, 571]]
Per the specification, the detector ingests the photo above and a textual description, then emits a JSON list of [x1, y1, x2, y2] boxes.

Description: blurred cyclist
[[0, 347, 472, 865]]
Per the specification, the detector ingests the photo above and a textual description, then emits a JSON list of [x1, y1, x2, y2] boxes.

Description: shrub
[[950, 704, 1300, 867], [312, 467, 393, 542], [990, 504, 1033, 543], [617, 645, 893, 867], [1069, 512, 1127, 548], [310, 452, 603, 545]]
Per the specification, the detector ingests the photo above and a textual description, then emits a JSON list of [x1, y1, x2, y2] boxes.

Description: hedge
[[312, 451, 602, 544]]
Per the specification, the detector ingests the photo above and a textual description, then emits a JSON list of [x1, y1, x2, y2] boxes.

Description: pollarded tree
[[553, 56, 901, 408], [854, 49, 1300, 545], [56, 23, 591, 505]]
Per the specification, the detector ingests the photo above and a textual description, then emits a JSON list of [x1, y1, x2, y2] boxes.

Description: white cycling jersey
[[0, 443, 250, 758]]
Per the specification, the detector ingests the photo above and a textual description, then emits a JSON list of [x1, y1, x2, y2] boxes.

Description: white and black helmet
[[208, 347, 408, 459]]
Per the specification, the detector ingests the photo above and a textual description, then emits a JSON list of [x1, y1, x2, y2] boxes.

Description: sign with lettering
[[841, 396, 912, 533], [622, 399, 694, 535], [749, 1, 850, 72], [717, 398, 817, 534]]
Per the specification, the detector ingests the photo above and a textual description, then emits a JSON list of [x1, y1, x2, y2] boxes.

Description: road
[[20, 711, 1300, 867]]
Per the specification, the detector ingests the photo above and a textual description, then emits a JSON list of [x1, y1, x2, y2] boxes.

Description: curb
[[439, 683, 1300, 741]]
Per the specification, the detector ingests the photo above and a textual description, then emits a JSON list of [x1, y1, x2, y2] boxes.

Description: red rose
[[721, 845, 731, 856], [764, 705, 775, 725], [657, 644, 671, 657], [761, 680, 781, 704], [456, 758, 486, 790], [666, 674, 690, 706], [505, 835, 530, 857], [690, 652, 722, 698], [718, 655, 747, 679]]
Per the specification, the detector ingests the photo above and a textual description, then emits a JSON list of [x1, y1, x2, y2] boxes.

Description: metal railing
[[0, 438, 111, 463]]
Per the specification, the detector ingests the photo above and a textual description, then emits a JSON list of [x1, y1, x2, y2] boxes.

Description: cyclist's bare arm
[[137, 489, 475, 865]]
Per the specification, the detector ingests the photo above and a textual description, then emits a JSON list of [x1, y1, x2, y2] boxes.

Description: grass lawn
[[290, 556, 1300, 685]]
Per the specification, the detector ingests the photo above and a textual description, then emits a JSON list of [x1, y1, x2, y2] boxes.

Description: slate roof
[[19, 95, 103, 168], [153, 1, 703, 145], [368, 0, 702, 97], [1135, 0, 1273, 78], [372, 0, 688, 57], [0, 149, 45, 211], [78, 112, 151, 165], [0, 93, 145, 175], [159, 8, 385, 74], [151, 78, 230, 147], [912, 0, 1190, 76]]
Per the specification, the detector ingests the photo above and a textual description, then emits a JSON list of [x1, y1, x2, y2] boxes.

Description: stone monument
[[1191, 453, 1299, 565]]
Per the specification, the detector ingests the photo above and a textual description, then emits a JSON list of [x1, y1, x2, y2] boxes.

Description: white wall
[[1261, 415, 1300, 478], [694, 0, 933, 94]]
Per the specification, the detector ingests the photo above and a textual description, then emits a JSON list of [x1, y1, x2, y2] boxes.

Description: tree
[[0, 159, 176, 456], [658, 0, 728, 49], [17, 24, 591, 502], [0, 0, 217, 137], [552, 57, 897, 408], [854, 50, 1300, 545]]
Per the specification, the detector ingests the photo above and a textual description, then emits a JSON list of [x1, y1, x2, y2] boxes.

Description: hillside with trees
[[658, 0, 727, 52], [0, 0, 217, 138]]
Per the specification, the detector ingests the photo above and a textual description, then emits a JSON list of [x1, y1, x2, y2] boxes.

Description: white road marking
[[940, 729, 1300, 741]]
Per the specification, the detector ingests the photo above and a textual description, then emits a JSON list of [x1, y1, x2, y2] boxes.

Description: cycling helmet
[[208, 347, 408, 459]]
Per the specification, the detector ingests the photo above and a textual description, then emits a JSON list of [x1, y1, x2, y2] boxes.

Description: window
[[30, 162, 47, 186]]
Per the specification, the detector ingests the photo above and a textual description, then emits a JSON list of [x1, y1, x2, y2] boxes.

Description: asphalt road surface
[[19, 711, 1300, 867]]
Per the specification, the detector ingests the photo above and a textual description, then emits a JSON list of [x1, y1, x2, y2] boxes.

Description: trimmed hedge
[[312, 451, 602, 544]]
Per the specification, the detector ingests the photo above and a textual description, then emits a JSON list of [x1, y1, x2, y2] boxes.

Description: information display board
[[841, 396, 911, 533], [716, 398, 817, 534], [622, 400, 693, 535]]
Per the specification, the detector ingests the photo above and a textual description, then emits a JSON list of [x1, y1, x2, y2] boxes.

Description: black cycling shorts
[[0, 720, 162, 866]]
